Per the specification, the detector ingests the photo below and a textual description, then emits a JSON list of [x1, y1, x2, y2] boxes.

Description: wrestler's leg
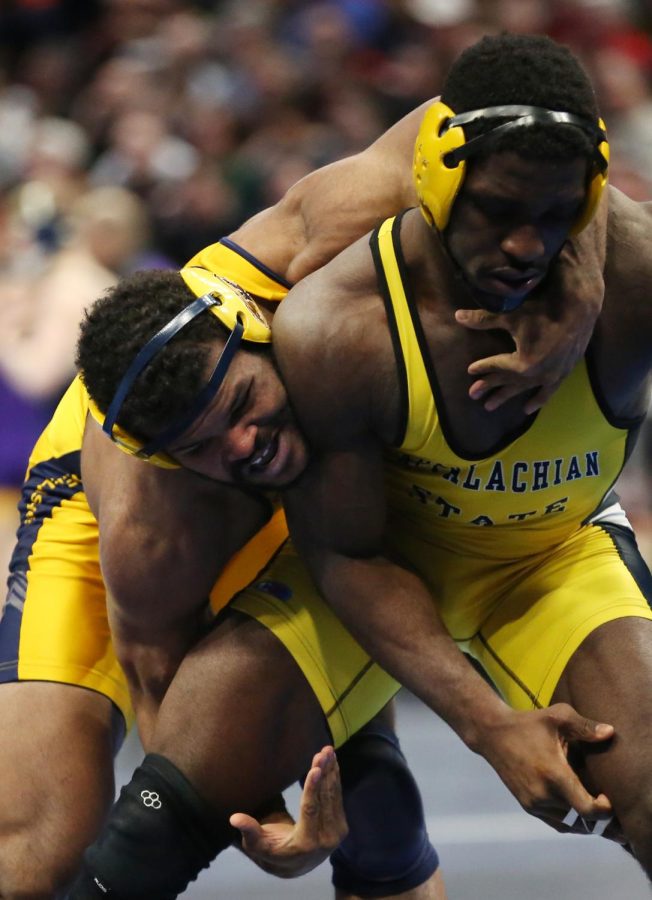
[[154, 627, 446, 899], [0, 682, 122, 899], [68, 610, 333, 896], [152, 609, 332, 815], [552, 614, 652, 876]]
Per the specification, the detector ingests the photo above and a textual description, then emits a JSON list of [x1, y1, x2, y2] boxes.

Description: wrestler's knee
[[68, 753, 235, 898], [331, 722, 439, 897]]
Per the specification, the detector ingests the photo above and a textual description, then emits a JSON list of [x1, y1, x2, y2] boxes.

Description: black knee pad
[[331, 722, 439, 898], [67, 753, 236, 899]]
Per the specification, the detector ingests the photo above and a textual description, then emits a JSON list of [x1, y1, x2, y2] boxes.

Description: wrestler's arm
[[229, 99, 432, 283], [274, 276, 614, 829], [82, 417, 270, 746]]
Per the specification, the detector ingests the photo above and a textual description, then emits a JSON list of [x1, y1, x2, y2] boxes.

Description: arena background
[[1, 1, 652, 896]]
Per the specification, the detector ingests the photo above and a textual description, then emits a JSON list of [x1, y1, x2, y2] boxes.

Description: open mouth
[[486, 269, 542, 297], [248, 431, 280, 473]]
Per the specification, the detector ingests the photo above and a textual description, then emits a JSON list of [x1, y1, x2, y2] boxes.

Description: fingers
[[229, 812, 263, 847], [299, 746, 347, 839], [455, 308, 507, 331], [560, 769, 613, 820], [469, 380, 536, 412], [466, 354, 566, 412], [467, 354, 528, 378], [538, 704, 615, 821], [522, 382, 562, 415], [550, 703, 614, 744], [304, 745, 335, 802]]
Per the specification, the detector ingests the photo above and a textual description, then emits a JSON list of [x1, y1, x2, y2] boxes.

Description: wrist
[[445, 679, 513, 754]]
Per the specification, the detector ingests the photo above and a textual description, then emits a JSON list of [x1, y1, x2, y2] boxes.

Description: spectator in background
[[0, 185, 152, 593]]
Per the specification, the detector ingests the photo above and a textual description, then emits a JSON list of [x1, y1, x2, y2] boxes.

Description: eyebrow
[[167, 388, 231, 453]]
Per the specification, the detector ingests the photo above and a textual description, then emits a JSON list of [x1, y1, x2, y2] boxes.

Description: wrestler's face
[[167, 343, 308, 489], [445, 151, 588, 311]]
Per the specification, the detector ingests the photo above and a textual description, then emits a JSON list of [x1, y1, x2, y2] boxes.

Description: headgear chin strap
[[91, 268, 272, 467], [413, 101, 609, 232]]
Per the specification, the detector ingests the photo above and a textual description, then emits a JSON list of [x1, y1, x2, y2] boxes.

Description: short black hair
[[76, 269, 225, 441], [441, 33, 601, 163]]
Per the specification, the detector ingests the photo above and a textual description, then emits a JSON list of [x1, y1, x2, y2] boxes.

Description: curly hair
[[76, 269, 226, 441], [441, 33, 601, 163]]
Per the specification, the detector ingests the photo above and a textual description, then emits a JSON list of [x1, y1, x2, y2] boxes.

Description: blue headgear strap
[[102, 293, 245, 459]]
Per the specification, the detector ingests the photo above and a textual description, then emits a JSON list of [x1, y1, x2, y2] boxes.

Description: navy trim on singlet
[[389, 216, 541, 461], [370, 218, 409, 448], [0, 451, 83, 683], [595, 520, 652, 608], [218, 238, 293, 289], [9, 452, 83, 578]]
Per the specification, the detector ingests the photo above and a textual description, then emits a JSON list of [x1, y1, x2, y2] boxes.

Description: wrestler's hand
[[230, 745, 348, 879], [481, 703, 614, 833], [457, 233, 605, 414]]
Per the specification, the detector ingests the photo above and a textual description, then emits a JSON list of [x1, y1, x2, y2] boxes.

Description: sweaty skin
[[274, 172, 652, 874]]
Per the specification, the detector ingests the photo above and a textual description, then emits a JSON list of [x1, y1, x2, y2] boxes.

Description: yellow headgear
[[413, 101, 609, 234], [91, 267, 272, 467]]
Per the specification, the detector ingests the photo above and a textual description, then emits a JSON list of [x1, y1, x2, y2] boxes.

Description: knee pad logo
[[140, 789, 162, 809]]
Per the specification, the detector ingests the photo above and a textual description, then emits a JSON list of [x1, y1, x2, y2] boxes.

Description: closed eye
[[229, 382, 251, 425], [177, 438, 209, 456]]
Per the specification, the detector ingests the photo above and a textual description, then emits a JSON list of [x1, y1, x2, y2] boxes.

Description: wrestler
[[271, 33, 652, 876]]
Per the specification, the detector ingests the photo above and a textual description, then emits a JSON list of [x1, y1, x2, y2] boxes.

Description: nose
[[500, 222, 545, 265], [224, 420, 257, 462]]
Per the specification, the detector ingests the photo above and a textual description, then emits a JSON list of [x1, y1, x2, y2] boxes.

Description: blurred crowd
[[2, 0, 652, 581]]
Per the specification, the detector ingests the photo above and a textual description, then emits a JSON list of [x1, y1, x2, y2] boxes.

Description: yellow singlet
[[374, 214, 652, 708], [0, 239, 398, 744]]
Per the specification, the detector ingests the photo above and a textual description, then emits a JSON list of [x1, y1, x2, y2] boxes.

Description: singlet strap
[[371, 215, 435, 451]]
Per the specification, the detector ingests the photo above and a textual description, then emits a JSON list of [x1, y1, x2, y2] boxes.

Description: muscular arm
[[229, 100, 430, 282], [82, 418, 270, 746]]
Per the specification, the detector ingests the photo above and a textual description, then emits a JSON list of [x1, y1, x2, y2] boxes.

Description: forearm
[[319, 553, 509, 751], [111, 603, 212, 748]]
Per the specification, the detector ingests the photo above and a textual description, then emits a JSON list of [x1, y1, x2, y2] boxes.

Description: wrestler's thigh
[[151, 609, 332, 817], [0, 681, 120, 893], [552, 616, 652, 840]]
